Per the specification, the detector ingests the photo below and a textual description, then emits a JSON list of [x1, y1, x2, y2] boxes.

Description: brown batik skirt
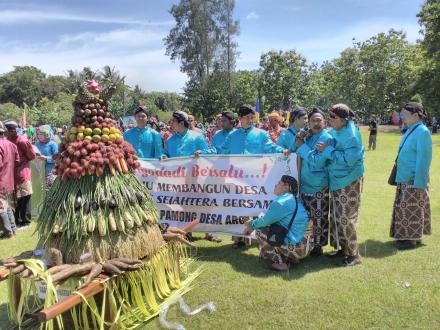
[[255, 223, 314, 265], [329, 177, 363, 257], [301, 188, 330, 247], [390, 183, 431, 240]]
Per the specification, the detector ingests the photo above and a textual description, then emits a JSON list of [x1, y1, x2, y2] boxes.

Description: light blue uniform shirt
[[296, 129, 332, 194], [250, 193, 310, 245], [164, 128, 213, 158], [396, 121, 432, 189], [211, 128, 236, 154], [35, 140, 58, 176], [319, 120, 364, 191], [277, 126, 299, 152], [222, 126, 284, 154], [124, 127, 163, 159]]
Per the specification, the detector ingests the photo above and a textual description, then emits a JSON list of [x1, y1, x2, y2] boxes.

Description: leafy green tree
[[415, 0, 440, 116], [0, 66, 46, 106], [259, 50, 308, 111], [232, 70, 260, 110], [165, 0, 239, 116], [0, 102, 22, 121]]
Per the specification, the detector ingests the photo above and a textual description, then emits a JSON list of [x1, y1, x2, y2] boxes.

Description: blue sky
[[0, 0, 425, 92]]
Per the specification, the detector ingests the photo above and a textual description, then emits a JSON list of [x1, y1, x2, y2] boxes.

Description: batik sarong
[[329, 177, 363, 257], [390, 183, 431, 240], [15, 180, 33, 199], [301, 188, 330, 247], [255, 223, 314, 265]]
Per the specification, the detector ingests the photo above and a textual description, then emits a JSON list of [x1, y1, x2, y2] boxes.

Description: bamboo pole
[[38, 275, 109, 323]]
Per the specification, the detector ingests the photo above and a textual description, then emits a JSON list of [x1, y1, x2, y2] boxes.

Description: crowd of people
[[0, 101, 433, 272]]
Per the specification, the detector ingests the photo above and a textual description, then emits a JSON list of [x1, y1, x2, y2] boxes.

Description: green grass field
[[1, 129, 439, 329]]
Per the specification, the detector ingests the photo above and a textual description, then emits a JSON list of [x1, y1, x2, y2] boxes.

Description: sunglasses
[[329, 113, 336, 119]]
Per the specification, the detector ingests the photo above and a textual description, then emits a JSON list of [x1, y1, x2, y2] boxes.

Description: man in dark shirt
[[368, 114, 378, 150]]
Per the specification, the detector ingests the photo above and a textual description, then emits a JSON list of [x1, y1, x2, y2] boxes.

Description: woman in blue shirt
[[390, 102, 432, 250], [244, 175, 313, 271], [316, 103, 364, 267], [35, 125, 58, 191]]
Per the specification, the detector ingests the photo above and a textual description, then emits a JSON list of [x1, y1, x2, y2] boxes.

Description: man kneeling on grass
[[243, 175, 314, 271]]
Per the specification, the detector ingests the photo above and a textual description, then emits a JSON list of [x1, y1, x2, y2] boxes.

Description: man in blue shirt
[[316, 103, 364, 267], [221, 105, 290, 248], [163, 111, 214, 158], [211, 111, 236, 153], [277, 108, 308, 153], [163, 110, 220, 243], [221, 105, 287, 155], [296, 108, 331, 256], [124, 106, 163, 159]]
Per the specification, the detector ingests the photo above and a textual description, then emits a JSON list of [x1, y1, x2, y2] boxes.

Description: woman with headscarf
[[243, 175, 313, 271], [315, 103, 364, 267], [389, 102, 432, 250], [35, 125, 59, 191]]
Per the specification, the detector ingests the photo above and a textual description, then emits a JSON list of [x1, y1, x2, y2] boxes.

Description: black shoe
[[326, 249, 345, 258], [310, 246, 323, 257], [339, 256, 361, 267], [396, 240, 417, 250], [232, 241, 246, 249]]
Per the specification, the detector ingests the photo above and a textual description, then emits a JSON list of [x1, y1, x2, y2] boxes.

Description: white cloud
[[58, 28, 164, 48], [236, 19, 422, 69], [0, 24, 186, 92], [246, 12, 259, 20], [0, 9, 173, 26]]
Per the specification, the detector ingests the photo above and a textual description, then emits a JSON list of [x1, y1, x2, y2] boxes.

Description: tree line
[[164, 0, 440, 120], [0, 0, 439, 126]]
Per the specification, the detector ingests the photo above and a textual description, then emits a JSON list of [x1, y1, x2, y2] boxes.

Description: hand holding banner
[[137, 154, 298, 236]]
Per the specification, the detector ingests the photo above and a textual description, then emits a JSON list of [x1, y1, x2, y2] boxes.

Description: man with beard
[[295, 108, 332, 256]]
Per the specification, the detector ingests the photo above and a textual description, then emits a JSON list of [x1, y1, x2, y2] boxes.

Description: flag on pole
[[286, 97, 292, 125], [255, 98, 260, 123]]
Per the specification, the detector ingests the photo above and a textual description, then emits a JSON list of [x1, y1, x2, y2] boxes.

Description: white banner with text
[[137, 154, 298, 236]]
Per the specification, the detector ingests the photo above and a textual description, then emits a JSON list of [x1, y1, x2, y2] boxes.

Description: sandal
[[271, 263, 289, 271]]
